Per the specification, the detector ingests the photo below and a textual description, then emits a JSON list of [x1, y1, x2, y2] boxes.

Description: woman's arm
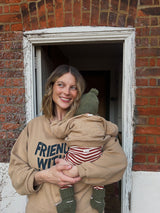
[[8, 126, 81, 195], [56, 137, 127, 186], [76, 137, 127, 185]]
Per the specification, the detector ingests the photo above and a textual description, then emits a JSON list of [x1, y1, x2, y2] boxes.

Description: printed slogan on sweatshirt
[[35, 142, 68, 170]]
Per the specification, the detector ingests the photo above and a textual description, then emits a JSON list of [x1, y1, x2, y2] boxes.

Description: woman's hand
[[34, 159, 81, 187], [56, 158, 79, 178]]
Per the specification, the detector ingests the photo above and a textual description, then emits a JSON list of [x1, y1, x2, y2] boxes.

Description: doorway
[[23, 26, 135, 213], [35, 42, 123, 213]]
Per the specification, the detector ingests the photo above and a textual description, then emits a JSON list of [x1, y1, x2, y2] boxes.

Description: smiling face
[[52, 72, 78, 119]]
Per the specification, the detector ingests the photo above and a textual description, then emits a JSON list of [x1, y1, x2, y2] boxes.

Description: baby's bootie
[[90, 188, 105, 213], [56, 187, 76, 213]]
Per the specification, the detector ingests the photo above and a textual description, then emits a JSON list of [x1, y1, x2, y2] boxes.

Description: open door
[[34, 43, 123, 213]]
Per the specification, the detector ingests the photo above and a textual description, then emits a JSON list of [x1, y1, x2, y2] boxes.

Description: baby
[[50, 88, 118, 213]]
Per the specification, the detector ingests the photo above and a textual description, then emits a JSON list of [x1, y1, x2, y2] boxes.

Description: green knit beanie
[[75, 88, 99, 116]]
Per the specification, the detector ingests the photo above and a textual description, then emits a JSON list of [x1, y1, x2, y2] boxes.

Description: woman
[[8, 65, 127, 213]]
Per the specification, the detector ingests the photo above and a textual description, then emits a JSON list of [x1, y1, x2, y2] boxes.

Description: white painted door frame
[[23, 26, 135, 213]]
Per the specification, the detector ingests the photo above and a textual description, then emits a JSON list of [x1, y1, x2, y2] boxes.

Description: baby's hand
[[63, 166, 79, 178]]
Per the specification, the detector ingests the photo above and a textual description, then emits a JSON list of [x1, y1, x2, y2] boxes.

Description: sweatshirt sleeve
[[77, 137, 127, 186], [8, 125, 41, 195], [50, 120, 71, 139]]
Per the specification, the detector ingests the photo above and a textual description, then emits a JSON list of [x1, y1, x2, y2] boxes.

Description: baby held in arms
[[50, 88, 118, 213]]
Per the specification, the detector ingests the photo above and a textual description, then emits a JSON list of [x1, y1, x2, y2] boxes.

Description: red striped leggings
[[64, 146, 104, 190]]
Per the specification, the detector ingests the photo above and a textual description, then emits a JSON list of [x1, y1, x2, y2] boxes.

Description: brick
[[148, 136, 155, 144], [136, 68, 160, 77], [140, 0, 153, 5], [136, 38, 149, 47], [149, 58, 156, 67], [0, 25, 4, 32], [136, 17, 149, 27], [1, 105, 24, 113], [10, 5, 20, 13], [99, 12, 108, 26], [38, 0, 45, 17], [0, 51, 23, 60], [47, 14, 55, 28], [149, 98, 157, 105], [31, 16, 39, 30], [134, 135, 147, 144], [149, 78, 156, 86], [0, 132, 6, 139], [6, 96, 25, 104], [136, 58, 148, 67], [91, 0, 99, 25], [64, 0, 72, 12], [2, 123, 20, 130], [137, 107, 160, 116], [4, 5, 9, 13], [136, 97, 148, 105], [46, 0, 54, 13], [151, 27, 160, 36], [136, 88, 160, 96], [134, 144, 160, 154], [154, 0, 159, 5], [13, 78, 24, 87], [11, 41, 23, 50], [0, 114, 5, 122], [120, 0, 128, 11], [111, 0, 118, 10], [136, 126, 160, 135], [101, 0, 109, 10], [156, 118, 160, 125], [73, 0, 81, 25], [1, 88, 25, 96], [151, 17, 158, 26], [64, 12, 72, 26], [136, 78, 148, 86], [82, 12, 90, 25], [148, 117, 155, 125], [141, 7, 160, 16], [127, 15, 135, 26], [135, 117, 147, 125], [0, 79, 5, 86], [150, 38, 158, 47], [108, 12, 117, 26], [118, 14, 126, 27], [21, 3, 31, 30], [11, 23, 23, 31], [38, 0, 47, 28], [148, 155, 155, 163], [133, 164, 160, 172], [156, 136, 160, 144], [55, 0, 64, 27], [39, 15, 47, 28], [4, 24, 10, 31], [157, 155, 160, 163], [0, 14, 21, 23], [29, 2, 37, 16], [6, 113, 25, 123], [136, 27, 150, 37], [134, 154, 146, 163], [157, 58, 160, 66]]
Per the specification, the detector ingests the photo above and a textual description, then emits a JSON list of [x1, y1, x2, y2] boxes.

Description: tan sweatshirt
[[8, 115, 127, 213]]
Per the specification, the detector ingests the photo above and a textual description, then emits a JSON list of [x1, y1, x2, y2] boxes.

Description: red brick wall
[[0, 0, 160, 171]]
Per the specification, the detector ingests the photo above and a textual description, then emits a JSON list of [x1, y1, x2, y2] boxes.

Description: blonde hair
[[42, 64, 86, 120]]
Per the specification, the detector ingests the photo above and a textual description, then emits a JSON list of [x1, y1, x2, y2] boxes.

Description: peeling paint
[[0, 163, 26, 213]]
